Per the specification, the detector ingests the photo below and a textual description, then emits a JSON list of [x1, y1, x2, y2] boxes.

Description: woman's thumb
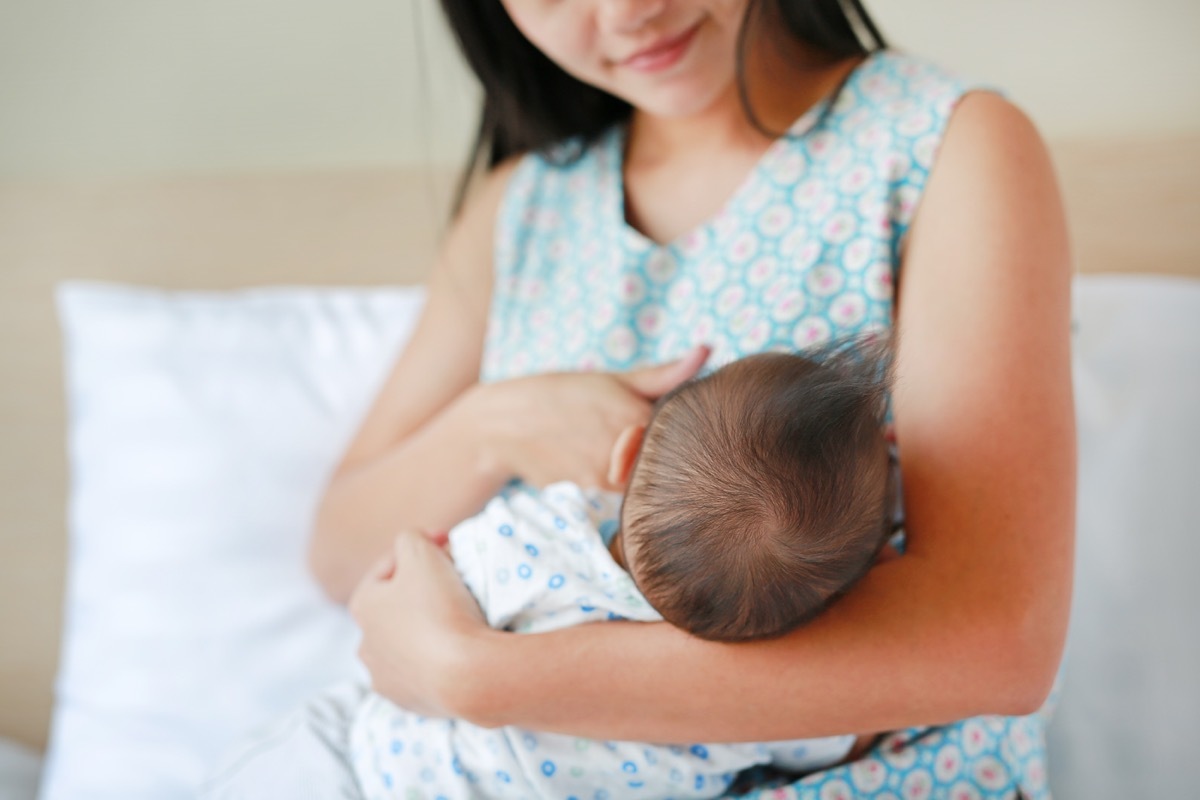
[[618, 345, 711, 398]]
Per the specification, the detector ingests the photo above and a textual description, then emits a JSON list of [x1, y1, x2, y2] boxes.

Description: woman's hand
[[349, 530, 489, 718], [476, 345, 710, 490]]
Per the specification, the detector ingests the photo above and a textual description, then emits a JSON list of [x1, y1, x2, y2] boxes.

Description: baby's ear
[[607, 425, 646, 489]]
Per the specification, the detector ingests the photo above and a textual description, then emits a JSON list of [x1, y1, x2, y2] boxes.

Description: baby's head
[[608, 341, 895, 643]]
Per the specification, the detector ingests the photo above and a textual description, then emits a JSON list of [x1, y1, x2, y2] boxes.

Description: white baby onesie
[[350, 481, 854, 800]]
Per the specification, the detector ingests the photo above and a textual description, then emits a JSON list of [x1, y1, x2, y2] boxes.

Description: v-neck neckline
[[611, 49, 882, 253]]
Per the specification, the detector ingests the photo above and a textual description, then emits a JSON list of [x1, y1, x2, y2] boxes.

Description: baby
[[350, 341, 896, 799]]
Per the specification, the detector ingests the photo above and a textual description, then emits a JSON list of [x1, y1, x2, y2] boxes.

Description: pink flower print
[[692, 316, 715, 343], [745, 182, 773, 212], [594, 300, 616, 328], [934, 744, 963, 783], [844, 238, 874, 272], [747, 256, 779, 287], [578, 354, 600, 371], [822, 211, 858, 245], [618, 275, 646, 305], [948, 782, 982, 800], [881, 152, 913, 183], [814, 194, 837, 221], [566, 326, 587, 354], [880, 733, 919, 770], [729, 306, 756, 334], [636, 307, 663, 336], [791, 317, 831, 350], [817, 778, 854, 800], [1025, 756, 1047, 790], [914, 133, 940, 169], [864, 262, 894, 301], [727, 232, 759, 264], [792, 178, 825, 208], [774, 150, 807, 184], [898, 111, 933, 138], [794, 239, 822, 271], [846, 106, 872, 129], [530, 309, 552, 330], [714, 214, 739, 240], [740, 320, 769, 351], [667, 278, 695, 311], [862, 73, 892, 99], [839, 165, 874, 196], [960, 721, 988, 757], [519, 279, 546, 302], [856, 123, 891, 150], [645, 250, 677, 283], [807, 265, 845, 297], [717, 285, 746, 317], [828, 147, 853, 174], [548, 238, 570, 261], [757, 205, 794, 238], [1010, 722, 1033, 757], [771, 289, 807, 323], [830, 292, 866, 328], [972, 756, 1010, 791], [808, 131, 836, 158], [901, 769, 933, 800], [604, 326, 637, 362], [680, 229, 708, 258], [764, 276, 788, 304], [699, 260, 727, 292], [894, 185, 920, 225], [849, 758, 888, 793]]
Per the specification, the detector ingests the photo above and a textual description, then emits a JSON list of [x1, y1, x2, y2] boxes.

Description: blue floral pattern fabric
[[481, 49, 1053, 799]]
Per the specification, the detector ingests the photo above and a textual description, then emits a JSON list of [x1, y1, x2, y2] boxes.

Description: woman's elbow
[[987, 595, 1070, 716]]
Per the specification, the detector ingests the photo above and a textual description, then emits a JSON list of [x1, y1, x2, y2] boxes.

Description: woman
[[316, 1, 1075, 796]]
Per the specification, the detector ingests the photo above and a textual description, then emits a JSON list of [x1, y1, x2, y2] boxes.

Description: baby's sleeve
[[447, 496, 541, 631], [763, 735, 858, 773]]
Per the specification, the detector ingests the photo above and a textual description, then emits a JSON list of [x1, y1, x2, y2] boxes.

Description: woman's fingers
[[350, 530, 487, 717], [616, 344, 710, 399]]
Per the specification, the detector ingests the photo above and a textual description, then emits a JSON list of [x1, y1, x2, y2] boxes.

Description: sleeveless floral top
[[478, 49, 1055, 800], [484, 49, 964, 383]]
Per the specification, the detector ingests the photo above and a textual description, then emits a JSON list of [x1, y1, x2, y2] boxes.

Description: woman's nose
[[599, 0, 668, 34]]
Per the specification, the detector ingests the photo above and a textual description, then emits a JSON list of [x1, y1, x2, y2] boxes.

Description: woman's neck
[[626, 44, 867, 167]]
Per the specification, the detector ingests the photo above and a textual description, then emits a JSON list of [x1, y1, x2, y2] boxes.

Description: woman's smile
[[617, 21, 703, 73]]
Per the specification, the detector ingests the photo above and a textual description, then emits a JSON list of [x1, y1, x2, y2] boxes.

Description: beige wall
[[1, 0, 1197, 179]]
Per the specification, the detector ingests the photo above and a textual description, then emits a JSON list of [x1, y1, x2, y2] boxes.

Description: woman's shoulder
[[832, 48, 997, 140]]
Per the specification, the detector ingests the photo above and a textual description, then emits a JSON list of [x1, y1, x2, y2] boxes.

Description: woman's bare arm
[[309, 161, 517, 603], [426, 93, 1075, 740]]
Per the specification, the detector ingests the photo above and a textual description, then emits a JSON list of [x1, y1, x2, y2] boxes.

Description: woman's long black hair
[[437, 0, 887, 214]]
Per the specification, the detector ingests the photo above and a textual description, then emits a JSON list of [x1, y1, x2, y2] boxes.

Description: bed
[[1, 136, 1196, 799]]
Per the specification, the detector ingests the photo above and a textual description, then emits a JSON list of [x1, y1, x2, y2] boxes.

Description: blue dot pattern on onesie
[[477, 48, 1058, 800]]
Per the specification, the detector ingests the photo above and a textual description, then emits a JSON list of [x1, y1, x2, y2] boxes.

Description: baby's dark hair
[[621, 339, 895, 643]]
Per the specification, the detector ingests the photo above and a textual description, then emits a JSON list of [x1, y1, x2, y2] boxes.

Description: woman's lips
[[621, 24, 700, 73]]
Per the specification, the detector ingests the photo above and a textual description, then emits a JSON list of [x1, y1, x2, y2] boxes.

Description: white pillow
[[45, 282, 425, 800]]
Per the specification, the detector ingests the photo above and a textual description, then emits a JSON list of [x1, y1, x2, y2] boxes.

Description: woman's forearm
[[311, 385, 507, 603], [456, 549, 1063, 742]]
